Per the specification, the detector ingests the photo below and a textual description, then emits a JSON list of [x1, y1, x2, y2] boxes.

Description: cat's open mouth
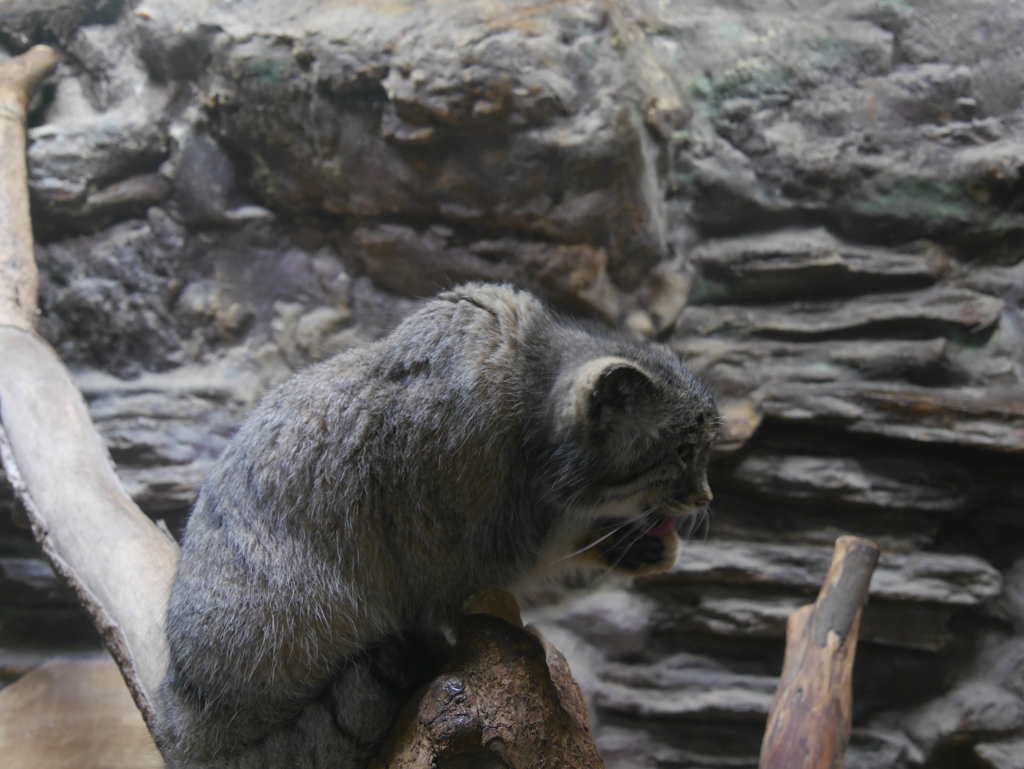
[[583, 513, 681, 571], [633, 513, 678, 537]]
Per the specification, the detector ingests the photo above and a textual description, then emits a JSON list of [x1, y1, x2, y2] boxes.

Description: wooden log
[[375, 589, 604, 769], [759, 535, 880, 769], [0, 45, 179, 732]]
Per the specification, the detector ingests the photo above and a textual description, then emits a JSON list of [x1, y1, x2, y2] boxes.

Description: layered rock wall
[[2, 1, 1023, 766]]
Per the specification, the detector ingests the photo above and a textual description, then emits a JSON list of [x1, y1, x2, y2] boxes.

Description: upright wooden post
[[759, 536, 880, 769]]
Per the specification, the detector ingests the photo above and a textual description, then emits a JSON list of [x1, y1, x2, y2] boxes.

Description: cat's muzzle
[[582, 511, 689, 574]]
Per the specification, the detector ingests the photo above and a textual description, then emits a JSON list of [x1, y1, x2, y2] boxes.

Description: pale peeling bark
[[0, 46, 179, 731], [0, 45, 51, 333]]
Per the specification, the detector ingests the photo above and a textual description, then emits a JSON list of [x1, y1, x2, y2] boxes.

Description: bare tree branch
[[0, 45, 54, 332], [759, 535, 880, 769], [0, 45, 178, 732]]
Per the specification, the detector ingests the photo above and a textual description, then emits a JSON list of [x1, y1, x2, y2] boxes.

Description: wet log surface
[[3, 1, 1024, 767]]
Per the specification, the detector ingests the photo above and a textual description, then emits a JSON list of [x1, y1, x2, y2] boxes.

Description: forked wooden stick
[[0, 45, 179, 731], [759, 535, 880, 769]]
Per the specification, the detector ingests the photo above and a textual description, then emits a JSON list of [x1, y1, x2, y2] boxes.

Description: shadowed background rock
[[1, 0, 1023, 766]]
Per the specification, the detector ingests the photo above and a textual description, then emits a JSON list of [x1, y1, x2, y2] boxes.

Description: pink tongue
[[641, 516, 677, 537]]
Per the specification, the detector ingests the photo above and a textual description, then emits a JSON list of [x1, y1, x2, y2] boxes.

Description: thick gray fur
[[157, 283, 717, 768]]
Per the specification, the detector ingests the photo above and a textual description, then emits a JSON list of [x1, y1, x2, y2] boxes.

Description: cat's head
[[544, 343, 718, 576]]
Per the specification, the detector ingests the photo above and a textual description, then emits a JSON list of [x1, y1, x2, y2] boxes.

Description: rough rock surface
[[2, 0, 1024, 767]]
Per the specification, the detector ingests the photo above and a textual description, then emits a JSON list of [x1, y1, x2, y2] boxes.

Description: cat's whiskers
[[604, 518, 660, 572], [581, 518, 665, 594], [684, 506, 711, 540], [659, 499, 712, 541], [553, 516, 638, 563], [554, 502, 671, 566]]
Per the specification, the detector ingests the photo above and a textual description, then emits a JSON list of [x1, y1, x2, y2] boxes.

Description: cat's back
[[175, 283, 554, 588], [277, 281, 548, 423], [205, 283, 547, 493]]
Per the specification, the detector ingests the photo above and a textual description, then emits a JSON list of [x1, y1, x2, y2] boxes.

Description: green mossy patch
[[853, 174, 1024, 236]]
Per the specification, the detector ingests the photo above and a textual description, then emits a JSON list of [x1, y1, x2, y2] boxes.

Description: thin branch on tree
[[759, 535, 880, 769]]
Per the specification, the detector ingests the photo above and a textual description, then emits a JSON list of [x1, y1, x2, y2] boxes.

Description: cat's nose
[[688, 491, 712, 507]]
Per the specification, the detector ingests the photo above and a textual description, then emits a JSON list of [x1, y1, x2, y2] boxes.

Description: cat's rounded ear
[[554, 357, 659, 437], [557, 357, 659, 436], [590, 362, 658, 420]]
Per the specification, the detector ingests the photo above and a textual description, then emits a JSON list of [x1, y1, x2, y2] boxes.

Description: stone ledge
[[644, 540, 1002, 607]]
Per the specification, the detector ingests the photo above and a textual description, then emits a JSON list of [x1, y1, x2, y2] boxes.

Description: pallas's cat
[[158, 283, 717, 768]]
